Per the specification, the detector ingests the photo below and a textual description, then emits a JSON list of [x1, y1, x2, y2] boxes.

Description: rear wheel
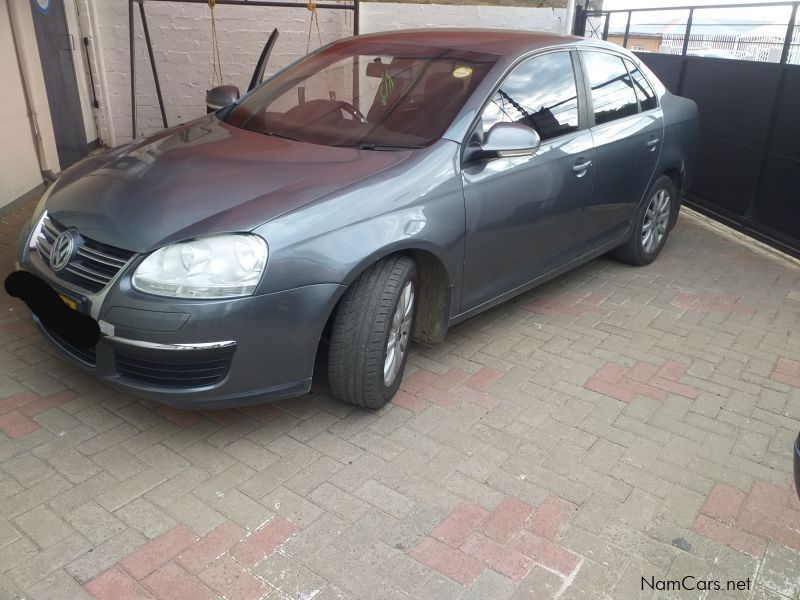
[[328, 256, 417, 409], [611, 175, 676, 266]]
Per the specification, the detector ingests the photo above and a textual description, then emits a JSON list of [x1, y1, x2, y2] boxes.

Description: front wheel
[[611, 175, 677, 266], [328, 256, 417, 409]]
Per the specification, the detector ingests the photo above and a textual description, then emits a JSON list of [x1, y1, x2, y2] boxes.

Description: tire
[[328, 256, 417, 409], [611, 175, 677, 266]]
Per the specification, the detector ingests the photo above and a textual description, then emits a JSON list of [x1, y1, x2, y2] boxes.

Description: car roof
[[351, 28, 585, 57]]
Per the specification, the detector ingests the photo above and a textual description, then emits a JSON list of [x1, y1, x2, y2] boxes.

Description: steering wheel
[[335, 101, 367, 123]]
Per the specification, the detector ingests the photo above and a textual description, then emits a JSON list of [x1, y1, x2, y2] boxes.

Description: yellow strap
[[306, 1, 324, 55], [209, 0, 224, 86]]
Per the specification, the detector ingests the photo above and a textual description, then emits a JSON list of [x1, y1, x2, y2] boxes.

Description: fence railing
[[577, 1, 800, 65]]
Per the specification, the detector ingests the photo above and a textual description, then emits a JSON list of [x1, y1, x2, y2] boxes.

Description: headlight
[[131, 234, 268, 299]]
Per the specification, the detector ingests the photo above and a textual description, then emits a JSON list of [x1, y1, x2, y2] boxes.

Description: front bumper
[[20, 222, 344, 408]]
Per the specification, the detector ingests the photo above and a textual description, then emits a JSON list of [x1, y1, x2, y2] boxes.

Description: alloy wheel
[[384, 281, 414, 386], [641, 188, 671, 254]]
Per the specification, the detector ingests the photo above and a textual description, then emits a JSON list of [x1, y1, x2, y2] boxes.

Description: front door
[[461, 50, 594, 311], [30, 0, 87, 169], [579, 50, 664, 242]]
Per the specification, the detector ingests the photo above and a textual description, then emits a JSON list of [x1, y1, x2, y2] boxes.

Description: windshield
[[224, 41, 498, 149]]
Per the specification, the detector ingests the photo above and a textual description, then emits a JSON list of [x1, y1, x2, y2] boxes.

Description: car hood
[[46, 116, 414, 253]]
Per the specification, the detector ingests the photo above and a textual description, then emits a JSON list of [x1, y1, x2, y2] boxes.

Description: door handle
[[572, 160, 592, 174], [646, 138, 661, 150]]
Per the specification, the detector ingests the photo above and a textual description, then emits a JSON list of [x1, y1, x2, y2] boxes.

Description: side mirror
[[466, 122, 541, 163], [206, 85, 240, 113]]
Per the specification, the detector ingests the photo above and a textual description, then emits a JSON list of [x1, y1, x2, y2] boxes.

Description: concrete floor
[[0, 198, 798, 600]]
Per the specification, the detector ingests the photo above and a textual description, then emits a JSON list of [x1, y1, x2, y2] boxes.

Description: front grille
[[36, 213, 136, 293], [115, 352, 232, 388], [39, 320, 97, 366]]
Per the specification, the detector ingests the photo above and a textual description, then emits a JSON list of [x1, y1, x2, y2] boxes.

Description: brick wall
[[78, 1, 567, 146]]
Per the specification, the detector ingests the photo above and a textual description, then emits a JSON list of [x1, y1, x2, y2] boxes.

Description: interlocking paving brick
[[512, 530, 580, 577], [118, 525, 197, 580], [261, 485, 324, 530], [141, 561, 216, 600], [67, 528, 146, 584], [526, 494, 577, 542], [692, 514, 768, 558], [26, 567, 94, 600], [430, 500, 489, 548], [14, 505, 73, 548], [198, 554, 271, 600], [770, 357, 800, 388], [672, 291, 756, 314], [177, 520, 247, 574], [699, 482, 745, 526], [354, 479, 416, 519], [96, 469, 166, 512], [230, 516, 300, 568], [756, 542, 800, 598], [410, 536, 484, 586], [83, 566, 150, 600], [463, 532, 533, 581], [0, 410, 39, 438], [257, 549, 329, 598], [66, 502, 127, 545], [481, 497, 533, 545]]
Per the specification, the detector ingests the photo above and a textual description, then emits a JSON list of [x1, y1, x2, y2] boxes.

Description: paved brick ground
[[0, 199, 798, 600]]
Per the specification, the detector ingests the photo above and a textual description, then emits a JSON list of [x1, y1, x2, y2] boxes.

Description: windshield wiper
[[356, 143, 423, 151]]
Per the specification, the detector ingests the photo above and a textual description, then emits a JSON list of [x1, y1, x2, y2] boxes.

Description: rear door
[[579, 50, 664, 244]]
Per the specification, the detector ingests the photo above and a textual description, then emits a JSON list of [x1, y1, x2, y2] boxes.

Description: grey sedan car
[[16, 30, 698, 409]]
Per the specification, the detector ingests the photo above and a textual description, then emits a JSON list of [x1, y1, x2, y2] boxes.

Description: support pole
[[682, 8, 694, 56], [622, 10, 631, 48], [780, 2, 798, 64], [354, 0, 359, 36], [129, 0, 136, 139], [137, 0, 168, 129]]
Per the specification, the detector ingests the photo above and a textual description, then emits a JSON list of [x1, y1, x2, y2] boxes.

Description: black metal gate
[[575, 2, 800, 258]]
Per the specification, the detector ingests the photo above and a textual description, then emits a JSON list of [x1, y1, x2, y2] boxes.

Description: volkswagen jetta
[[16, 30, 698, 408]]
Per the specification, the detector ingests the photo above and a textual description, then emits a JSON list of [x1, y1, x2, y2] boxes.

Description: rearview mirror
[[206, 85, 240, 113], [466, 122, 541, 163]]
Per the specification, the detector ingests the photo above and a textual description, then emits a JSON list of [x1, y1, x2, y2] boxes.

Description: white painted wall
[[360, 2, 568, 35], [78, 1, 568, 146], [0, 1, 46, 208]]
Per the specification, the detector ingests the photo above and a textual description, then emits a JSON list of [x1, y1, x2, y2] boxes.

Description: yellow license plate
[[59, 294, 78, 311]]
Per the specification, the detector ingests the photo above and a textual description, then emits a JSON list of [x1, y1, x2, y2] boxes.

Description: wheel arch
[[662, 166, 683, 196], [335, 245, 454, 346]]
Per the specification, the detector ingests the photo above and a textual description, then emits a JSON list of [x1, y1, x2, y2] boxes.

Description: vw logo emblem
[[50, 231, 76, 272]]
